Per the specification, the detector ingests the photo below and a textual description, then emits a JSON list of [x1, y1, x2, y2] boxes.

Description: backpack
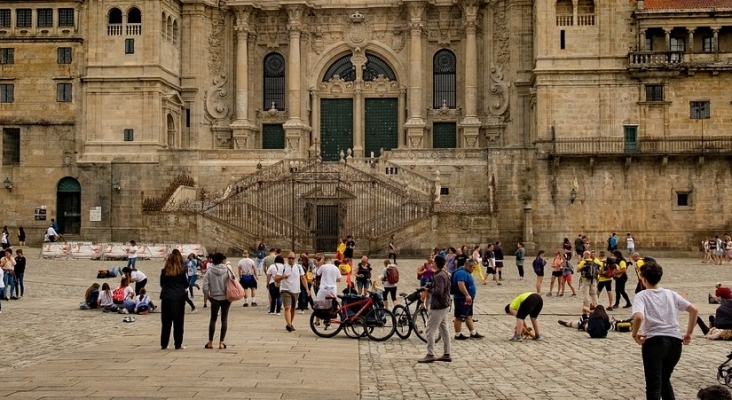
[[257, 249, 266, 259], [562, 260, 574, 277], [385, 265, 399, 285], [603, 257, 617, 278], [581, 260, 599, 281], [112, 287, 125, 303]]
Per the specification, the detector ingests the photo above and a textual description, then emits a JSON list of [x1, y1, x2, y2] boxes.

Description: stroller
[[717, 351, 732, 386]]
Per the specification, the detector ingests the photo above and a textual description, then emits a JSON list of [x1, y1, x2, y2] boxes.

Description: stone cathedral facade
[[0, 0, 731, 254]]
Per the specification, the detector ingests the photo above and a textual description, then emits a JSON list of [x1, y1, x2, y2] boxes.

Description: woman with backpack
[[558, 304, 611, 338], [380, 260, 399, 309], [159, 249, 189, 350], [112, 277, 135, 311], [611, 250, 632, 309], [532, 250, 546, 295]]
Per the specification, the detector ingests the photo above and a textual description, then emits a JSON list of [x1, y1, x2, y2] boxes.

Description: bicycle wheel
[[392, 305, 412, 340], [310, 311, 343, 338], [365, 307, 396, 341], [413, 308, 441, 343]]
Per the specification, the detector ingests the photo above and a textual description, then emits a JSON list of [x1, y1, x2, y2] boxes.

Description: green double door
[[320, 98, 398, 161]]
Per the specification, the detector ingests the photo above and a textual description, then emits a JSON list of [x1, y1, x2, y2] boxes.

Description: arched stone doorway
[[314, 49, 404, 161], [56, 177, 81, 235]]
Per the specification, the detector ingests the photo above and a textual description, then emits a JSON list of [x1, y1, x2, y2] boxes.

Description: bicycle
[[392, 288, 441, 343], [309, 290, 397, 341]]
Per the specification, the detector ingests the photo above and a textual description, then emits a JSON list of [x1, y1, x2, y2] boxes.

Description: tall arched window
[[263, 53, 285, 111], [433, 49, 456, 109], [128, 7, 142, 23], [108, 8, 122, 24], [363, 53, 396, 81], [322, 54, 355, 82]]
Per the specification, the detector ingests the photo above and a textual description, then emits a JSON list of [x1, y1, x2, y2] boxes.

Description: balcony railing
[[107, 24, 122, 36], [556, 15, 573, 26], [538, 136, 732, 157], [629, 51, 684, 67], [126, 23, 142, 35], [577, 14, 595, 26]]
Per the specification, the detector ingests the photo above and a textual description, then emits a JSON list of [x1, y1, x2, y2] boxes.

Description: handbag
[[225, 266, 246, 302]]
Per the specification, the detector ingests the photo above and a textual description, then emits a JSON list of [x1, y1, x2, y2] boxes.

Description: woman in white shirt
[[98, 282, 115, 311], [266, 256, 284, 315], [124, 267, 148, 293]]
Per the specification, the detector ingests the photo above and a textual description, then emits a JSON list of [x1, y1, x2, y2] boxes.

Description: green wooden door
[[624, 125, 638, 154], [433, 122, 457, 148], [56, 177, 81, 234], [365, 98, 398, 157], [262, 124, 285, 149], [320, 99, 353, 161]]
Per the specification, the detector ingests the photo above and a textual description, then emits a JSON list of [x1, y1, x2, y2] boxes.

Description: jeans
[[14, 273, 24, 297], [268, 283, 282, 313], [581, 278, 598, 308], [188, 275, 199, 297], [127, 257, 137, 269], [297, 283, 313, 311], [5, 274, 16, 298], [256, 258, 264, 275], [208, 298, 231, 342], [160, 299, 186, 349], [425, 307, 451, 356], [642, 336, 682, 400], [516, 263, 524, 278]]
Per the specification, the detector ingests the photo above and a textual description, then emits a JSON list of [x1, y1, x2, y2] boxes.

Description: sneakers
[[558, 320, 568, 326], [191, 308, 197, 314], [267, 312, 274, 315], [276, 312, 282, 316], [607, 306, 614, 311], [470, 332, 485, 339], [534, 334, 542, 340], [623, 304, 632, 308], [454, 333, 469, 340], [417, 355, 437, 363], [435, 354, 452, 362], [252, 302, 258, 307], [297, 310, 304, 315], [243, 303, 249, 307], [510, 335, 523, 342], [547, 293, 552, 297]]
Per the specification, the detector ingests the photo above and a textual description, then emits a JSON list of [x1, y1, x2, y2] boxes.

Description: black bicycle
[[392, 288, 441, 343]]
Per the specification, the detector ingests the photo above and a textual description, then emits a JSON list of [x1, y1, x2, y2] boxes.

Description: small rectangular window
[[16, 9, 31, 28], [0, 83, 14, 103], [645, 85, 663, 102], [58, 8, 74, 27], [57, 47, 72, 64], [124, 38, 135, 54], [37, 8, 53, 28], [56, 83, 72, 102], [645, 37, 653, 51], [677, 192, 689, 207], [690, 101, 710, 119], [702, 37, 714, 52], [0, 9, 10, 28], [560, 30, 566, 50], [185, 108, 190, 128], [123, 129, 134, 141], [440, 187, 450, 196], [0, 48, 13, 64], [2, 127, 20, 165]]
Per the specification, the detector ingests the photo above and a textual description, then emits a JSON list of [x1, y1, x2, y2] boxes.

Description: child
[[126, 240, 139, 269], [83, 283, 100, 309], [98, 282, 116, 312], [134, 288, 155, 314], [558, 304, 611, 338]]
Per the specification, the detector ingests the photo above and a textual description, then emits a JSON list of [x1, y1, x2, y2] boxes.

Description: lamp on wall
[[3, 177, 12, 191], [112, 178, 121, 192], [570, 188, 577, 204]]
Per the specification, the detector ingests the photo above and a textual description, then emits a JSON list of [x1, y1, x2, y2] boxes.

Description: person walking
[[1, 249, 16, 300], [452, 260, 484, 340], [612, 250, 632, 308], [237, 250, 258, 307], [577, 251, 600, 308], [505, 292, 543, 341], [515, 242, 526, 280], [13, 248, 25, 298], [387, 235, 397, 265], [631, 260, 698, 400], [17, 227, 25, 247], [563, 237, 572, 261], [276, 251, 308, 332], [532, 250, 546, 295], [574, 234, 585, 258], [494, 241, 505, 281], [185, 253, 201, 298], [418, 255, 452, 363], [159, 249, 189, 350], [203, 252, 232, 349]]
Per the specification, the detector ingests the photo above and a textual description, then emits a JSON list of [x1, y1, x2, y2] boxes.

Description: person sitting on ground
[[710, 283, 732, 304], [98, 283, 116, 311], [134, 288, 156, 314], [113, 277, 135, 313], [698, 385, 732, 400], [558, 304, 612, 338], [83, 283, 100, 309], [696, 298, 732, 337]]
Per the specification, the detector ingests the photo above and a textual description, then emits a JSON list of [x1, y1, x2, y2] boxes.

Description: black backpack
[[581, 260, 600, 280]]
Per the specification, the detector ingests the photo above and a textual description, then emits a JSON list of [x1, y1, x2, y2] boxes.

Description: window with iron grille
[[57, 47, 71, 64], [37, 8, 53, 27], [645, 85, 663, 102], [0, 84, 14, 103], [0, 9, 10, 28], [56, 83, 72, 102], [58, 8, 74, 27], [2, 127, 20, 165], [0, 48, 13, 64], [322, 54, 355, 82], [690, 101, 710, 119], [433, 49, 456, 109], [263, 52, 285, 111], [645, 36, 653, 51], [123, 129, 134, 141], [124, 38, 134, 54], [16, 9, 31, 28], [363, 53, 396, 81]]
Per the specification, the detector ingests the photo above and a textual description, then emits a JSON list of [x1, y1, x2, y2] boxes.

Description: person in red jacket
[[711, 283, 732, 304]]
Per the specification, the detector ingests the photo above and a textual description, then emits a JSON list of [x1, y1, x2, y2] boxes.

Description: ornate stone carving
[[320, 76, 354, 97], [208, 11, 225, 75], [492, 0, 510, 68], [205, 11, 230, 123], [488, 64, 510, 116], [428, 100, 462, 121], [363, 75, 399, 97], [234, 6, 252, 35], [391, 28, 405, 53], [310, 26, 324, 55], [350, 47, 367, 72], [285, 5, 305, 32], [346, 10, 371, 47], [204, 75, 230, 122], [257, 104, 287, 123]]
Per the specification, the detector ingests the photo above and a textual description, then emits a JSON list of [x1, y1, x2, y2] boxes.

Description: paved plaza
[[0, 251, 730, 399]]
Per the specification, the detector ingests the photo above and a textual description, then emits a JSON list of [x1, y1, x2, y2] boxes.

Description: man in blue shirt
[[608, 233, 618, 251], [452, 260, 484, 340]]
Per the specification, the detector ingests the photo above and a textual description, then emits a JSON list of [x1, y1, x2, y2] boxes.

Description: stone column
[[686, 28, 695, 62], [713, 27, 720, 61], [231, 6, 256, 149], [283, 5, 308, 157], [353, 82, 364, 157], [664, 28, 671, 51], [638, 29, 646, 51], [522, 204, 535, 251], [398, 88, 407, 148], [404, 1, 426, 148], [460, 0, 481, 149]]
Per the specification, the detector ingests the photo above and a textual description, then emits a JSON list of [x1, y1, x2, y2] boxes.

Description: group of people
[[0, 247, 26, 313], [701, 234, 732, 265]]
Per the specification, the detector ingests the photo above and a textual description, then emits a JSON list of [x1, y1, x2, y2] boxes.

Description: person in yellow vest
[[597, 251, 615, 311], [505, 292, 543, 342], [631, 252, 646, 293], [577, 251, 601, 308], [335, 238, 346, 262]]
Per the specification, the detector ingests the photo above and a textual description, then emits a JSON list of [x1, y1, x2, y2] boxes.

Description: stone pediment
[[164, 92, 185, 108], [301, 185, 356, 200]]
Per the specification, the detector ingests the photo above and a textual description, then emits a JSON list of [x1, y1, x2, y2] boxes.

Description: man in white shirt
[[126, 240, 139, 269], [276, 251, 309, 332], [46, 225, 59, 242], [237, 250, 258, 307], [316, 256, 341, 301], [123, 266, 147, 293]]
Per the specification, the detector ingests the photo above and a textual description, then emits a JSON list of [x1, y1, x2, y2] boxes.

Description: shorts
[[597, 280, 612, 293], [344, 248, 354, 259], [356, 278, 370, 291], [239, 275, 257, 289], [552, 271, 563, 278], [534, 270, 544, 277], [383, 287, 397, 301], [515, 293, 543, 319], [419, 278, 433, 287], [564, 273, 573, 281], [486, 267, 496, 275], [280, 291, 298, 307], [495, 261, 504, 268], [717, 249, 724, 256], [454, 298, 474, 319]]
